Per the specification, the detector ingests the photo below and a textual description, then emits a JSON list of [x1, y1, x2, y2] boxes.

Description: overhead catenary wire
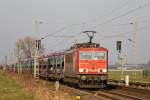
[[41, 1, 150, 51], [97, 26, 150, 39], [48, 24, 150, 50], [60, 2, 150, 41], [40, 0, 131, 41], [83, 0, 131, 25], [93, 19, 150, 38], [101, 19, 150, 27], [49, 35, 75, 38], [88, 2, 150, 29], [40, 27, 66, 40]]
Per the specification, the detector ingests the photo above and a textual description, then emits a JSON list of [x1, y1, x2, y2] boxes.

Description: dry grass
[[3, 71, 74, 100], [0, 71, 34, 100]]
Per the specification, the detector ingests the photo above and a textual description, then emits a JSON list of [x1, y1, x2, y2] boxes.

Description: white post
[[20, 59, 22, 73], [125, 75, 129, 86], [18, 58, 20, 73], [55, 81, 59, 91], [121, 55, 124, 80], [34, 48, 37, 78]]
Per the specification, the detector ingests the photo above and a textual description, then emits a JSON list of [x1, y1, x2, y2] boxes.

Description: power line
[[41, 27, 66, 40], [104, 19, 150, 27], [89, 2, 150, 29], [42, 1, 150, 50], [43, 20, 150, 51], [84, 0, 131, 25], [40, 22, 84, 40], [98, 26, 150, 39], [49, 35, 75, 38], [48, 32, 81, 50], [45, 25, 150, 52], [40, 1, 136, 41], [52, 2, 150, 46], [42, 0, 132, 40]]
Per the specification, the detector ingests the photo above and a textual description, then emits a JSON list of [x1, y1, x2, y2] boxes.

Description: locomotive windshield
[[80, 51, 106, 60]]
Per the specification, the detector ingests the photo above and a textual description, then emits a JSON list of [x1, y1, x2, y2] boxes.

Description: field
[[0, 71, 34, 100], [108, 69, 150, 82], [0, 71, 75, 100]]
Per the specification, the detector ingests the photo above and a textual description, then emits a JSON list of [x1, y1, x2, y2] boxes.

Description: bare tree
[[15, 36, 44, 59]]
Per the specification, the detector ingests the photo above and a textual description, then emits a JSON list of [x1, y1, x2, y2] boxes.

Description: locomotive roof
[[78, 47, 108, 51], [70, 42, 100, 49]]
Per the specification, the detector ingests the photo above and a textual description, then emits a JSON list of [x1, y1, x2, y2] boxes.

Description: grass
[[108, 70, 150, 82], [0, 71, 34, 100]]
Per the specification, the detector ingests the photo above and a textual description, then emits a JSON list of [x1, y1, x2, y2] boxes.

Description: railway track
[[52, 81, 150, 100], [94, 90, 142, 100], [117, 85, 150, 94], [60, 84, 144, 100], [106, 84, 150, 99], [108, 80, 150, 90]]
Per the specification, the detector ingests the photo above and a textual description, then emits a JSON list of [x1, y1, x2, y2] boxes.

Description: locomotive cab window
[[80, 51, 106, 60], [94, 52, 105, 60]]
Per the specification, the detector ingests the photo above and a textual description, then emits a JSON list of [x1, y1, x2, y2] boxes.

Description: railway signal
[[36, 39, 41, 50], [117, 41, 122, 53], [116, 41, 124, 80]]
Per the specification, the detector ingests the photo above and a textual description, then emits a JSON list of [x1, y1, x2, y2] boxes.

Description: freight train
[[6, 31, 108, 88], [38, 42, 108, 88]]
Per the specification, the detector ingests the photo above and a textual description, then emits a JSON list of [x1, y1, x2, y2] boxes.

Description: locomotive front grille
[[79, 74, 107, 88], [80, 75, 107, 85]]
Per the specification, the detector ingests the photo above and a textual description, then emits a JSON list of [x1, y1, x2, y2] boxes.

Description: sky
[[0, 0, 150, 64]]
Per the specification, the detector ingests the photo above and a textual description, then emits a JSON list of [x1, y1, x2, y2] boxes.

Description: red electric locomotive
[[39, 31, 108, 88], [64, 43, 108, 88]]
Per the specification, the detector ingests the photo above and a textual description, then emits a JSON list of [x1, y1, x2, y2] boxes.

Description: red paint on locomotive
[[77, 48, 108, 75]]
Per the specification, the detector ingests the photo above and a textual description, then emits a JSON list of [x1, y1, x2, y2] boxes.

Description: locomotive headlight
[[98, 69, 107, 73], [102, 69, 107, 73], [81, 75, 86, 80], [79, 68, 88, 73], [98, 69, 102, 73]]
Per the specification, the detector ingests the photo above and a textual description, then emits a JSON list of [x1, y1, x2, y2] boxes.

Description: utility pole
[[17, 57, 20, 73], [5, 55, 7, 65], [34, 20, 38, 78], [130, 21, 138, 65], [34, 20, 42, 78], [16, 43, 20, 74], [13, 48, 16, 72], [3, 56, 7, 72], [130, 21, 139, 80], [34, 43, 38, 78]]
